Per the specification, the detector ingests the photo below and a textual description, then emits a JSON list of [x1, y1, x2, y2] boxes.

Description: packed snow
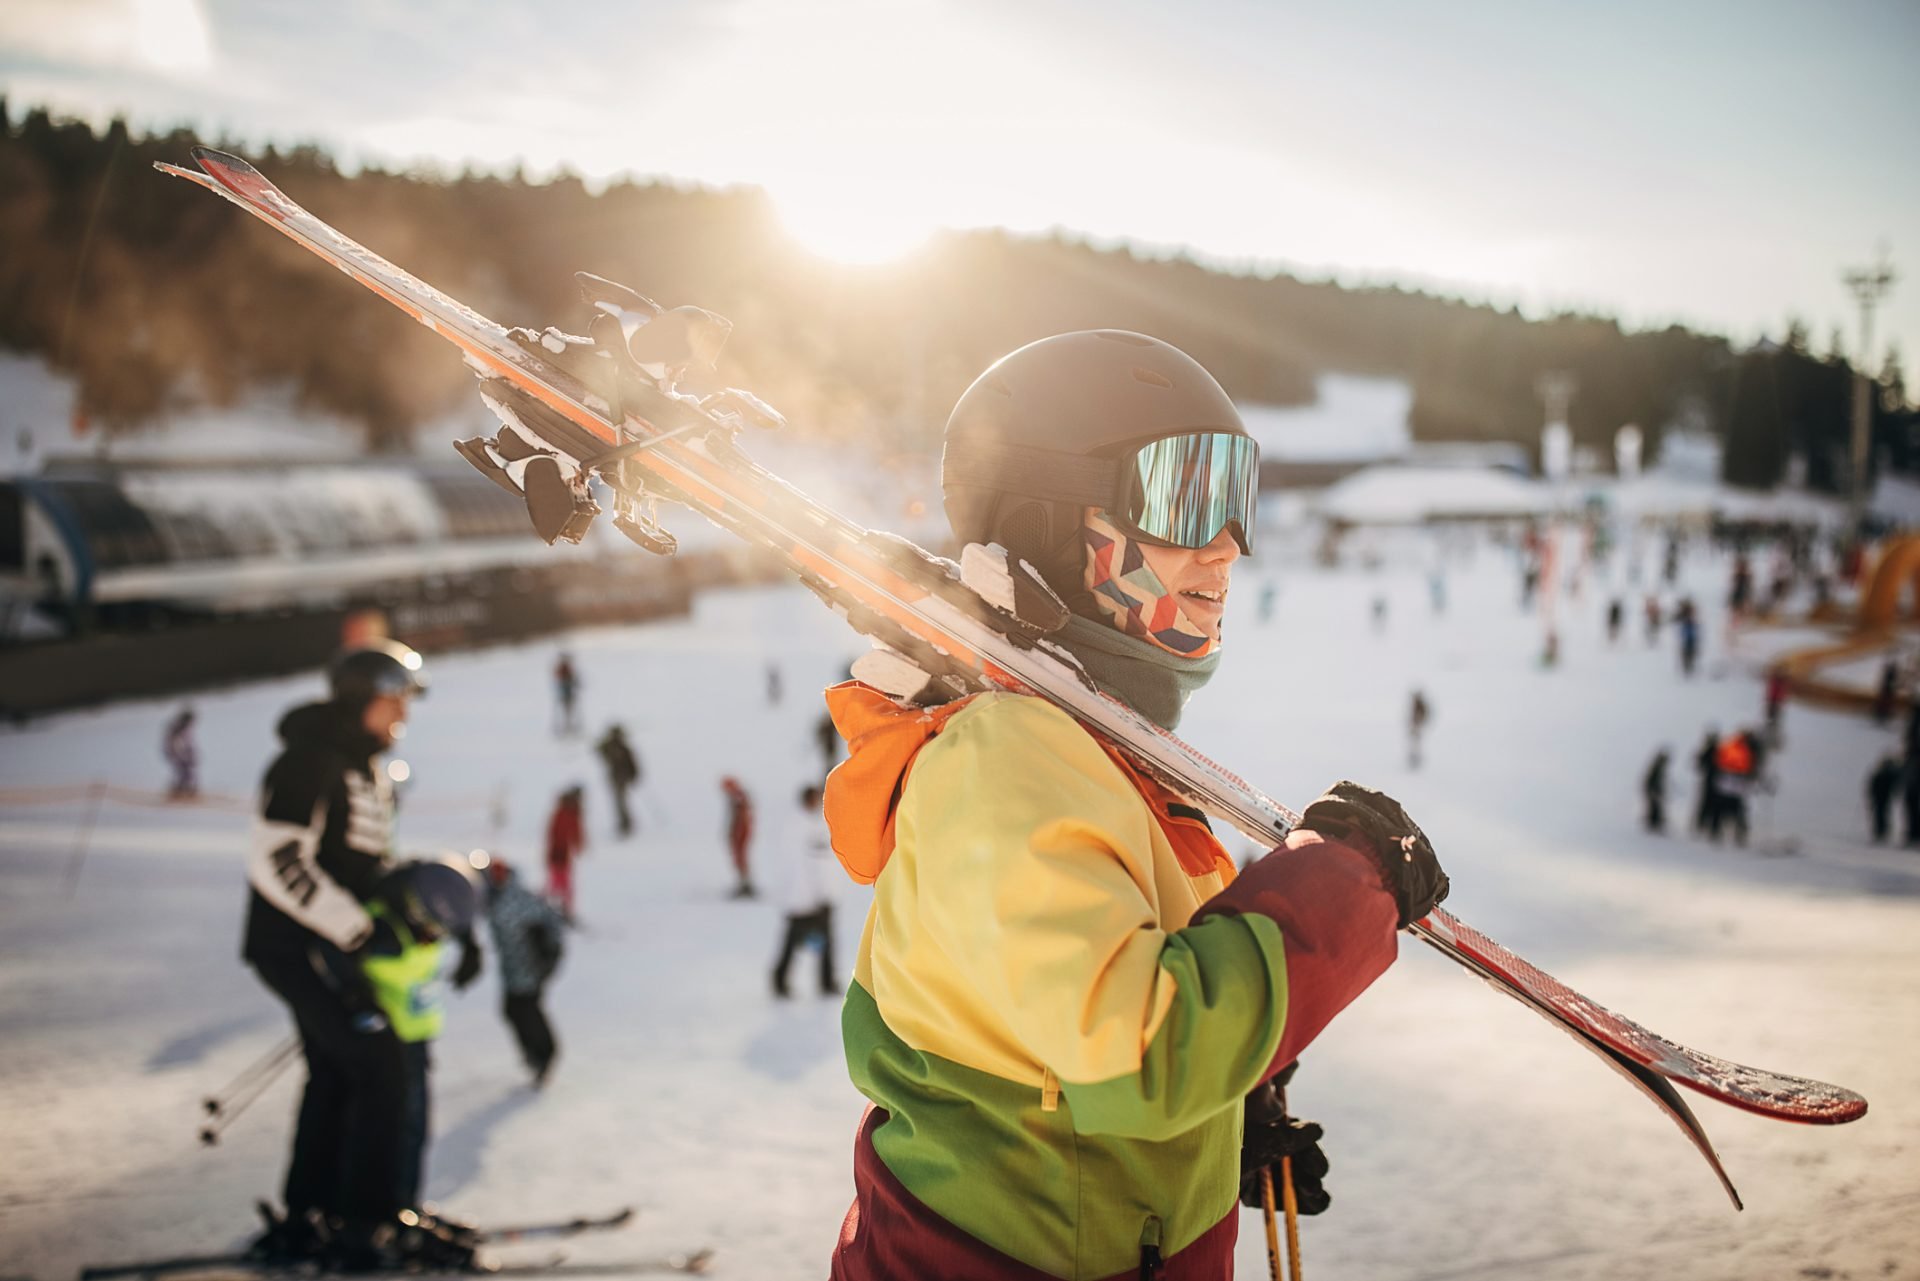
[[3, 531, 1919, 1281]]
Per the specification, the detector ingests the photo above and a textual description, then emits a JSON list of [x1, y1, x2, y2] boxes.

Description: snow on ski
[[155, 145, 1868, 1208]]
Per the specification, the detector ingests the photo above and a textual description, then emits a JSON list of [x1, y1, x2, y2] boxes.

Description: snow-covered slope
[[1, 536, 1916, 1280]]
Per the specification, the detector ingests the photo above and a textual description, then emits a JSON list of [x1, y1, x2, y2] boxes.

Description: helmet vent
[[1131, 366, 1174, 389]]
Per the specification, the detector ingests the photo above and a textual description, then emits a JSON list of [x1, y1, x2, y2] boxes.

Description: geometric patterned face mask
[[1081, 509, 1220, 658]]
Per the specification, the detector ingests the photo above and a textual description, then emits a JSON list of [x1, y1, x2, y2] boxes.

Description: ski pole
[[199, 1039, 299, 1145], [1259, 1170, 1282, 1280], [202, 1034, 300, 1117], [1259, 1090, 1305, 1281], [1278, 1148, 1302, 1281]]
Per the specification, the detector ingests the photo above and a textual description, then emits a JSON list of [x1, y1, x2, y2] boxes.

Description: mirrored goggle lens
[[1124, 432, 1260, 551]]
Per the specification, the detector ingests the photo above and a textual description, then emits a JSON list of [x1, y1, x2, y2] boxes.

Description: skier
[[1710, 730, 1763, 846], [1874, 659, 1898, 725], [1867, 755, 1902, 844], [1258, 577, 1279, 622], [770, 784, 836, 999], [766, 661, 783, 706], [480, 856, 568, 1085], [347, 856, 482, 1241], [242, 641, 478, 1269], [163, 705, 199, 799], [552, 652, 580, 736], [1692, 727, 1722, 836], [594, 723, 642, 837], [1729, 554, 1754, 616], [1408, 689, 1431, 769], [1676, 598, 1701, 677], [1643, 747, 1670, 833], [720, 775, 755, 898], [1643, 594, 1662, 646], [1764, 666, 1789, 740], [1606, 597, 1624, 645], [822, 331, 1447, 1278], [544, 785, 586, 917]]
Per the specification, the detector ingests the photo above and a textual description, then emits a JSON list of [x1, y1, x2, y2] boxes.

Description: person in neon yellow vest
[[343, 855, 482, 1271]]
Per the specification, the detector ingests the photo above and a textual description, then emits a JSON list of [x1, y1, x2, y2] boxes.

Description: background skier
[[552, 652, 580, 736], [1867, 754, 1902, 844], [1677, 598, 1701, 676], [1643, 747, 1670, 833], [480, 855, 568, 1085], [823, 331, 1448, 1278], [1764, 667, 1789, 741], [1874, 659, 1898, 725], [544, 785, 586, 918], [1710, 730, 1764, 846], [720, 775, 756, 899], [1408, 689, 1431, 769], [594, 724, 642, 837], [770, 784, 836, 999], [240, 641, 474, 1268], [1693, 726, 1722, 835], [163, 706, 198, 799]]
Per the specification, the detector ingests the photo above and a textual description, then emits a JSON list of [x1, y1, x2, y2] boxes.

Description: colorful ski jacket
[[822, 683, 1401, 1280], [244, 701, 393, 965], [486, 870, 569, 995]]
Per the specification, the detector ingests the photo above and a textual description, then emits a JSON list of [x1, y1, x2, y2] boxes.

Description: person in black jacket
[[1643, 747, 1670, 833], [1692, 727, 1721, 835], [1868, 754, 1903, 843], [593, 724, 641, 838], [243, 641, 479, 1271]]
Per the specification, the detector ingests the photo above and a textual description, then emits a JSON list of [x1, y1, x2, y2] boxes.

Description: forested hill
[[1, 103, 1910, 489]]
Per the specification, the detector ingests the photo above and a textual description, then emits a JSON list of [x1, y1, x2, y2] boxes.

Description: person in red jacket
[[543, 785, 586, 918], [823, 331, 1448, 1279], [720, 776, 755, 899]]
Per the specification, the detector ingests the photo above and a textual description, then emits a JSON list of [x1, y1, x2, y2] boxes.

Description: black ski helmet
[[329, 640, 428, 710], [941, 331, 1253, 597], [387, 855, 479, 938]]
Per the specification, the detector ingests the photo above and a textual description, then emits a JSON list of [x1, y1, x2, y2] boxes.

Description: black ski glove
[[1297, 780, 1449, 928], [1239, 1071, 1330, 1215], [452, 929, 483, 992]]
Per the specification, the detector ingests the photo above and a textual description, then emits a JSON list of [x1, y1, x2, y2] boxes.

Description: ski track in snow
[[3, 536, 1919, 1280]]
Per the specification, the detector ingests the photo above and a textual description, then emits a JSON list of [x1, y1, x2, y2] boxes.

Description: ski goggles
[[945, 429, 1261, 553], [1116, 431, 1260, 553]]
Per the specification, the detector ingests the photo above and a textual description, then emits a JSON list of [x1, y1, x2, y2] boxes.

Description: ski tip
[[190, 145, 259, 177]]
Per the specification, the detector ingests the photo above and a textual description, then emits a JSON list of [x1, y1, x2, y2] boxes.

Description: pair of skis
[[154, 147, 1867, 1211], [80, 1207, 712, 1279]]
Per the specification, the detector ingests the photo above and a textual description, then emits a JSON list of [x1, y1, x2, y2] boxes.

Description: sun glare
[[772, 186, 935, 267]]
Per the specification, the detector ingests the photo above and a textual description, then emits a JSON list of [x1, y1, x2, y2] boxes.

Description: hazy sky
[[3, 0, 1915, 370]]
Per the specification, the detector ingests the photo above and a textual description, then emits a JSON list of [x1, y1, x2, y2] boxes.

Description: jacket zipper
[[1138, 1216, 1163, 1280]]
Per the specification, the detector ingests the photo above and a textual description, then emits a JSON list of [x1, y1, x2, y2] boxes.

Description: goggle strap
[[941, 440, 1119, 508]]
